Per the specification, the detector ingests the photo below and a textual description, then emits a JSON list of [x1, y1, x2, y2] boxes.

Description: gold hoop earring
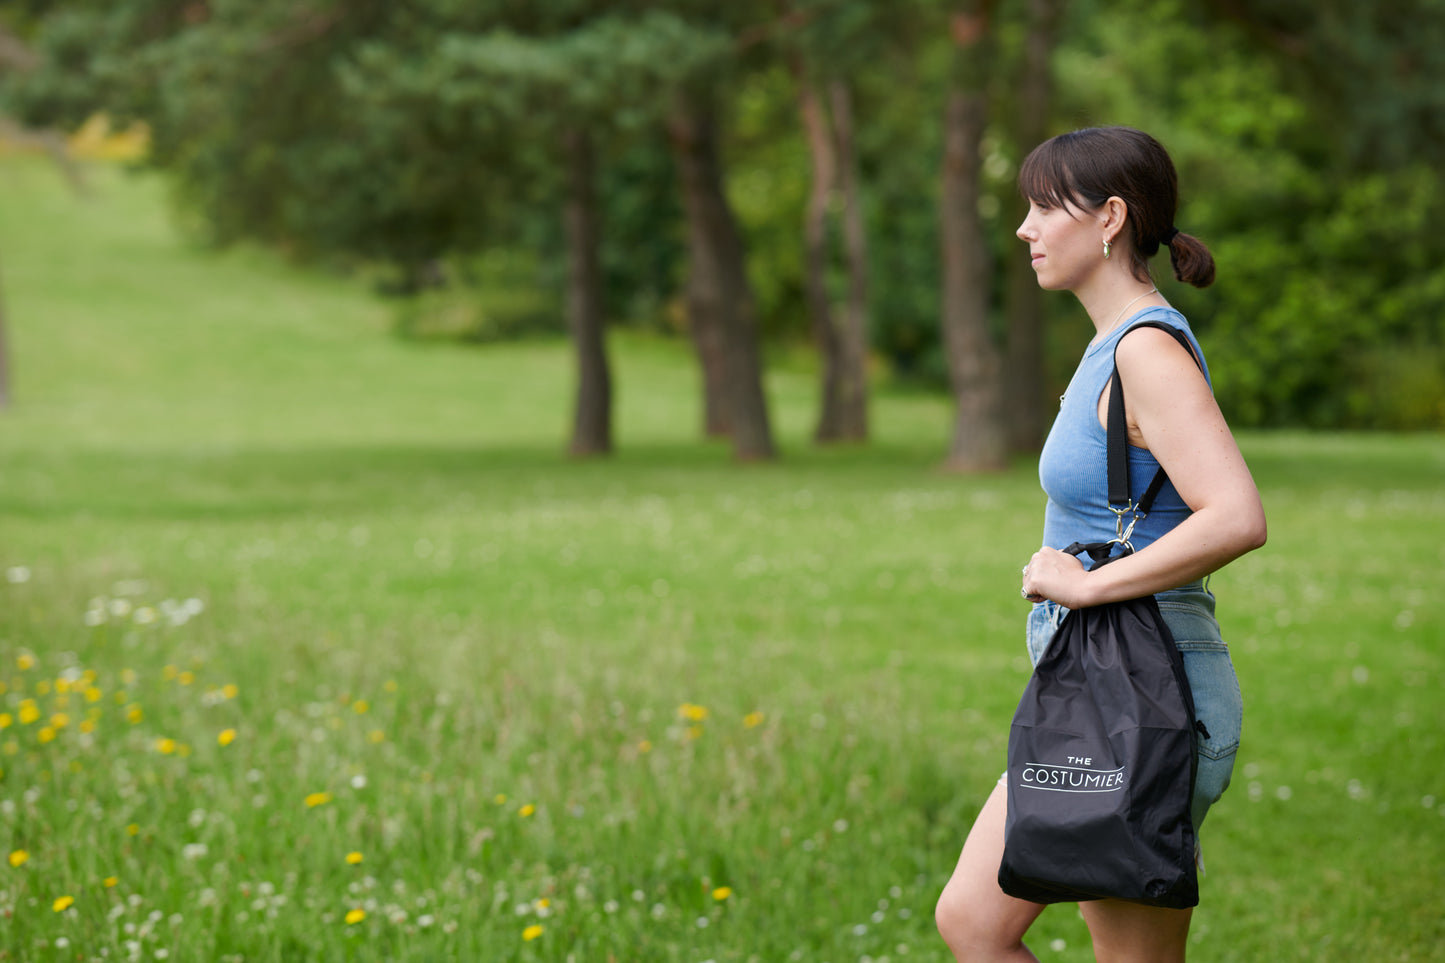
[[1103, 239, 1112, 260]]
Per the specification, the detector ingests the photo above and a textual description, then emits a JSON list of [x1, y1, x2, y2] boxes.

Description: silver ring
[[1021, 564, 1029, 575], [1020, 586, 1030, 599]]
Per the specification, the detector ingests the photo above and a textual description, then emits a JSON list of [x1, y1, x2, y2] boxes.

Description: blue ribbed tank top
[[1039, 307, 1211, 552]]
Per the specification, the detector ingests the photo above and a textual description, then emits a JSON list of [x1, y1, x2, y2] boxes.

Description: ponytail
[[1163, 231, 1215, 288]]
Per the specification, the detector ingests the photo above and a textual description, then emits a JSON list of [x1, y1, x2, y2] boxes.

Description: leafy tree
[[1053, 0, 1445, 428], [939, 0, 1007, 471], [999, 0, 1067, 451], [776, 0, 882, 444], [5, 1, 783, 455]]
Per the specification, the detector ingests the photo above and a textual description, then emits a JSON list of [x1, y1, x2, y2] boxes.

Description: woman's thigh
[[1078, 898, 1192, 963], [935, 782, 1046, 960]]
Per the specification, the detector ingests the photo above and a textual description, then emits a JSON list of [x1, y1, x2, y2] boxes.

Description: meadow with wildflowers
[[1, 157, 1443, 962]]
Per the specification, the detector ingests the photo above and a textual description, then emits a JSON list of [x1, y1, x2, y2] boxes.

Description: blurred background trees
[[3, 0, 1443, 456]]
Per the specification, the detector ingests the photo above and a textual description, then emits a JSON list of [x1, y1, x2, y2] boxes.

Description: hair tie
[[1161, 227, 1180, 245]]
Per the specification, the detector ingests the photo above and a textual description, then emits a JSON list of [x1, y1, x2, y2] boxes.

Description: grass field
[[1, 156, 1442, 962]]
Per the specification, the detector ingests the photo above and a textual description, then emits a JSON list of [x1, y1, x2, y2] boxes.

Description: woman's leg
[[1078, 900, 1192, 963], [935, 781, 1046, 962]]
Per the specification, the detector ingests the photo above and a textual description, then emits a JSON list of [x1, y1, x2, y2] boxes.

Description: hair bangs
[[1018, 137, 1085, 211]]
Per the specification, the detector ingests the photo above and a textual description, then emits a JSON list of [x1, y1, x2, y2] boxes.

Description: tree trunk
[[668, 100, 776, 461], [794, 73, 845, 442], [1004, 0, 1066, 453], [829, 79, 870, 442], [668, 109, 731, 438], [563, 127, 612, 457], [940, 3, 1007, 472]]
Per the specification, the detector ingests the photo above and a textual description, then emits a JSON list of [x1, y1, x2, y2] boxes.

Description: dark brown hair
[[1018, 126, 1215, 288]]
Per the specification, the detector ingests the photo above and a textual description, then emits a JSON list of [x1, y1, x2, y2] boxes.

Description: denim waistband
[[1153, 579, 1222, 643], [1029, 579, 1223, 649]]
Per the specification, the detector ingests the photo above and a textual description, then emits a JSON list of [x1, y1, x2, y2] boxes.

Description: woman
[[935, 126, 1267, 962]]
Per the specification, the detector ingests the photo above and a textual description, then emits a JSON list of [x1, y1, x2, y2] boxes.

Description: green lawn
[[1, 156, 1442, 962]]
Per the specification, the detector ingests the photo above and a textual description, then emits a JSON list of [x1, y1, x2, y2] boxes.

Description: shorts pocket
[[1025, 602, 1066, 667], [1177, 642, 1243, 761]]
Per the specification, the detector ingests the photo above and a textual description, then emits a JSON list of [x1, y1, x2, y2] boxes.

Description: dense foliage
[[3, 0, 1442, 429]]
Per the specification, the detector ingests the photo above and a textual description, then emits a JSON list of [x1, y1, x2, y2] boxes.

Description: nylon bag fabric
[[997, 547, 1200, 908]]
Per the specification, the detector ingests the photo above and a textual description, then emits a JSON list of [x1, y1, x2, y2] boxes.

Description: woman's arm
[[1022, 326, 1267, 609]]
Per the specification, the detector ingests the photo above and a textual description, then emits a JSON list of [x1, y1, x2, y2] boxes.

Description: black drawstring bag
[[997, 322, 1205, 909]]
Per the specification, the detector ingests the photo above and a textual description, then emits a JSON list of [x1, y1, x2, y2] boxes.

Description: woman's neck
[[1079, 275, 1164, 345]]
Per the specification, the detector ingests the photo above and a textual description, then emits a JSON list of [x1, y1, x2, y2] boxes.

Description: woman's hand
[[1021, 547, 1090, 609]]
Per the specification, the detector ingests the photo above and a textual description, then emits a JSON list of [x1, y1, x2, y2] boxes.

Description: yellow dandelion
[[345, 908, 366, 925], [0, 713, 12, 729], [35, 680, 51, 696], [352, 699, 370, 715], [18, 703, 40, 725], [218, 729, 237, 747], [51, 713, 70, 729], [8, 849, 27, 867], [126, 705, 143, 724], [346, 851, 363, 865], [103, 876, 118, 888], [712, 886, 733, 901], [38, 727, 56, 744], [162, 665, 178, 681], [383, 679, 398, 693], [305, 791, 332, 808], [79, 720, 96, 734], [686, 725, 703, 741], [677, 702, 709, 722], [367, 729, 385, 744], [16, 653, 35, 671], [743, 711, 765, 729], [55, 678, 72, 694], [155, 737, 177, 755], [53, 895, 74, 912], [494, 793, 508, 805], [222, 683, 239, 699], [637, 740, 652, 754], [534, 898, 550, 910], [84, 687, 103, 703], [178, 671, 195, 686], [518, 804, 536, 818], [126, 824, 140, 836], [522, 924, 544, 941]]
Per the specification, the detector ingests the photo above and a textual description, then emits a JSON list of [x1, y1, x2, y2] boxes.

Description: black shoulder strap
[[1106, 321, 1205, 513]]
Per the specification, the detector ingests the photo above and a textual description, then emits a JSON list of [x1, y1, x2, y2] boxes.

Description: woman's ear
[[1100, 196, 1130, 242]]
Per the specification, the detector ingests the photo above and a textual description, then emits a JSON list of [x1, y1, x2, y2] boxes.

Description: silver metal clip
[[1108, 502, 1144, 553]]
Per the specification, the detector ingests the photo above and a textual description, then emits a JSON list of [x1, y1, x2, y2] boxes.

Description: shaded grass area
[[1, 158, 1443, 961]]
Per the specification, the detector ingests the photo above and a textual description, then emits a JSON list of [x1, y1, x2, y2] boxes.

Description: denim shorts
[[1022, 580, 1243, 832]]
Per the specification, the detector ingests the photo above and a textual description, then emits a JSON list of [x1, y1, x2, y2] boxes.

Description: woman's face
[[1015, 197, 1103, 292]]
